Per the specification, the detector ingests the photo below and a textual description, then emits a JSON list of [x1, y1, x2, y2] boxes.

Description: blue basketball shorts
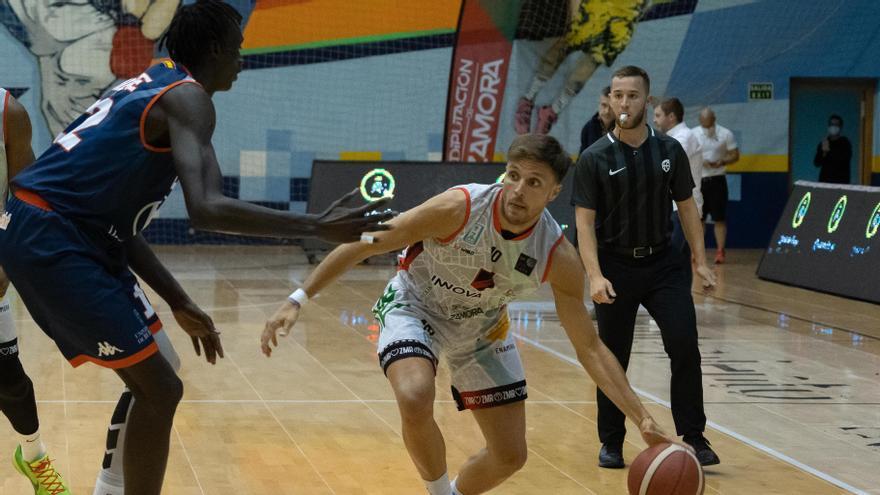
[[0, 191, 163, 368]]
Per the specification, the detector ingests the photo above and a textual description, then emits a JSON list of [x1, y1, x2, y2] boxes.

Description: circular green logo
[[792, 191, 811, 229], [359, 168, 395, 202], [867, 202, 880, 239], [827, 195, 847, 234]]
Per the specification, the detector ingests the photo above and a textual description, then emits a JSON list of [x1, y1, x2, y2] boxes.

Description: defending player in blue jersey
[[0, 2, 392, 494]]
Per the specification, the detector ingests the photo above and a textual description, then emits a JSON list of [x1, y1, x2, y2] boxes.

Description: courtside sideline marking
[[516, 334, 869, 495]]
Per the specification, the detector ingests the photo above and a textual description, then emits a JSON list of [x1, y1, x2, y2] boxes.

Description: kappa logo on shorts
[[97, 341, 124, 357]]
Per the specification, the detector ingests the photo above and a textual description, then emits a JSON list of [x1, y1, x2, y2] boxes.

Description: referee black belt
[[599, 242, 668, 259]]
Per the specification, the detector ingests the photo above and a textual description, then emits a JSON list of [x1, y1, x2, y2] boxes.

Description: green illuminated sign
[[867, 202, 880, 239], [827, 195, 847, 233], [359, 168, 395, 202], [792, 192, 810, 228]]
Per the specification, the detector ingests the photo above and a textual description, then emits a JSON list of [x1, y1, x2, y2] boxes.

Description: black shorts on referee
[[701, 175, 728, 222]]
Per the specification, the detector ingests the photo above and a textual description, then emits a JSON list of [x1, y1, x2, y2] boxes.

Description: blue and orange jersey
[[12, 60, 199, 242]]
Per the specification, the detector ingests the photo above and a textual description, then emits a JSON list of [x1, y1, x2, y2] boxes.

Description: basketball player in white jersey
[[261, 134, 682, 495], [0, 89, 72, 494]]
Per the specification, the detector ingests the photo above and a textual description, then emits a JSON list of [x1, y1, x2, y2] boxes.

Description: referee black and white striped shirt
[[571, 126, 695, 249]]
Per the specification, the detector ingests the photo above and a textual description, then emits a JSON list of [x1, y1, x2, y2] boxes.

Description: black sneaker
[[598, 443, 625, 469], [684, 434, 720, 466]]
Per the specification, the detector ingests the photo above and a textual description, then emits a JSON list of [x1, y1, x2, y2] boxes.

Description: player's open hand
[[261, 300, 300, 357], [695, 263, 717, 292], [313, 188, 396, 243], [172, 301, 224, 364]]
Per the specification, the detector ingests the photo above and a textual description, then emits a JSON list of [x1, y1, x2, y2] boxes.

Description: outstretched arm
[[548, 239, 676, 447], [260, 188, 468, 355], [161, 83, 392, 243]]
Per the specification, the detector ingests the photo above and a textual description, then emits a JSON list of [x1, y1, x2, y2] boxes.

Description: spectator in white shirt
[[654, 97, 703, 282], [692, 108, 739, 264]]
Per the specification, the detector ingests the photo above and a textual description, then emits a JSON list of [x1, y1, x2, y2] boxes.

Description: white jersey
[[0, 88, 8, 210], [667, 122, 703, 215], [692, 123, 737, 178], [394, 183, 565, 325]]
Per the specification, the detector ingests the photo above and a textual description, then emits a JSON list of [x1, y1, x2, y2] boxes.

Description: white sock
[[551, 88, 576, 114], [524, 76, 548, 101], [424, 472, 451, 495], [93, 331, 179, 495], [93, 475, 125, 495], [20, 430, 46, 462], [451, 477, 463, 495]]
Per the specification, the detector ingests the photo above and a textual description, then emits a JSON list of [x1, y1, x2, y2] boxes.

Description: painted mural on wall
[[0, 0, 877, 247], [0, 0, 178, 136], [512, 0, 652, 136]]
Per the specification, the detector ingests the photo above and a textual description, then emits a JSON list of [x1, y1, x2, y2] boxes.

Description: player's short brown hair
[[612, 65, 651, 94], [507, 134, 571, 183]]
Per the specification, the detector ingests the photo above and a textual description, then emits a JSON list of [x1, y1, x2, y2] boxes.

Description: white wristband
[[288, 288, 309, 307]]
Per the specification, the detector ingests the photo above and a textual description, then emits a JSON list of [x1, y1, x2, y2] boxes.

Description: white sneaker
[[93, 476, 124, 495]]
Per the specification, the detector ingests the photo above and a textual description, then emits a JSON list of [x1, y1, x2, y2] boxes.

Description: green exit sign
[[749, 82, 773, 100]]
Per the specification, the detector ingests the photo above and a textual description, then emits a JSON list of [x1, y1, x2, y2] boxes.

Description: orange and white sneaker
[[714, 249, 726, 264], [12, 445, 72, 495]]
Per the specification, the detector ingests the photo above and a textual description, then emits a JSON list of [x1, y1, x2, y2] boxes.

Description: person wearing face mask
[[813, 114, 852, 184], [692, 107, 739, 264]]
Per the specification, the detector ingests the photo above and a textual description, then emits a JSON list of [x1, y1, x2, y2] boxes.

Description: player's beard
[[618, 105, 646, 129]]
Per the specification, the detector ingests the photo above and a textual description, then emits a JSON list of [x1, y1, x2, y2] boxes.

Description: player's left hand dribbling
[[172, 302, 224, 364], [638, 417, 694, 453], [261, 300, 301, 357]]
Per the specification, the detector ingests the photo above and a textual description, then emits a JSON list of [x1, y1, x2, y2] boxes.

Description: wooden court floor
[[2, 247, 877, 494]]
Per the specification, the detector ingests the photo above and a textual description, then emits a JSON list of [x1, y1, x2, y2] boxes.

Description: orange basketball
[[627, 443, 704, 495]]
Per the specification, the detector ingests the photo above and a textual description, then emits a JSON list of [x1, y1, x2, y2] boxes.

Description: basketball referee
[[572, 66, 720, 468]]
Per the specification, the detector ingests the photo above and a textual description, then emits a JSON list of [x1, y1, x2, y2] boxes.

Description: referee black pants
[[595, 247, 706, 445]]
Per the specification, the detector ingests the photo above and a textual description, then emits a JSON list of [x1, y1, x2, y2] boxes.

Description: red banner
[[443, 0, 518, 162]]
